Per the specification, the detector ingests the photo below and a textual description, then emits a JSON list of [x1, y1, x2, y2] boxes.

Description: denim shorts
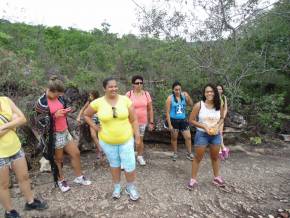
[[194, 130, 221, 146], [0, 148, 25, 168], [53, 129, 73, 149], [139, 124, 147, 137], [99, 137, 135, 172]]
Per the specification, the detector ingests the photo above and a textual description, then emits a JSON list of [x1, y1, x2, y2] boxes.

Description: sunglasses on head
[[133, 82, 143, 85], [112, 107, 117, 118]]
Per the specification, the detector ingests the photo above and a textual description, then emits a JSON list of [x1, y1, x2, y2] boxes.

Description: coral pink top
[[47, 98, 68, 132], [126, 90, 152, 125]]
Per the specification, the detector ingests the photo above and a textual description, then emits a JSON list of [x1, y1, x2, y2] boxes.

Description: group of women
[[0, 75, 228, 218]]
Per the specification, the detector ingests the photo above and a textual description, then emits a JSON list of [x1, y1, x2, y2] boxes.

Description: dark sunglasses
[[133, 82, 143, 85], [112, 107, 117, 118]]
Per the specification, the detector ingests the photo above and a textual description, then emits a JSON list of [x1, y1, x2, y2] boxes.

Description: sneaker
[[112, 184, 122, 199], [172, 153, 178, 161], [137, 156, 146, 166], [222, 147, 230, 159], [219, 151, 225, 161], [58, 180, 71, 192], [96, 152, 101, 160], [24, 198, 48, 211], [187, 178, 198, 190], [213, 176, 225, 187], [5, 210, 20, 218], [125, 185, 140, 201], [186, 152, 194, 161], [73, 175, 92, 186]]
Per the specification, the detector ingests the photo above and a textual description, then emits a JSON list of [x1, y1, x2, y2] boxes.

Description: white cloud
[[0, 0, 146, 35]]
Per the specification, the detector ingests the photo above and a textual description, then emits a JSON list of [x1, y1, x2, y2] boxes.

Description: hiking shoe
[[58, 180, 71, 193], [172, 153, 178, 161], [96, 152, 101, 160], [186, 152, 194, 161], [112, 184, 122, 199], [73, 175, 92, 186], [222, 147, 230, 159], [187, 178, 198, 190], [137, 156, 146, 166], [24, 198, 48, 211], [125, 185, 140, 201], [4, 210, 20, 218], [213, 176, 225, 187], [219, 151, 225, 161]]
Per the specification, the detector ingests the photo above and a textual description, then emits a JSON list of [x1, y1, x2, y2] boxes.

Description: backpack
[[128, 90, 150, 103]]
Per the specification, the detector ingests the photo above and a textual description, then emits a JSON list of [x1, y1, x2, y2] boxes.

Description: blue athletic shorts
[[99, 137, 135, 172]]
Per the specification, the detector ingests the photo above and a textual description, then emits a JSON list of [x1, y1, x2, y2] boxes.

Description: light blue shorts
[[99, 137, 136, 172]]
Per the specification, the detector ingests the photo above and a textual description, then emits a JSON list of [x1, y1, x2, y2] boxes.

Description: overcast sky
[[0, 0, 277, 36], [0, 0, 150, 35]]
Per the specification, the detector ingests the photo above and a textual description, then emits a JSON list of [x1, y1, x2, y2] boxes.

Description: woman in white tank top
[[187, 84, 225, 190]]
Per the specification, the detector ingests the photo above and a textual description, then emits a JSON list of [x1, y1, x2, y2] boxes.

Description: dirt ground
[[1, 141, 290, 218]]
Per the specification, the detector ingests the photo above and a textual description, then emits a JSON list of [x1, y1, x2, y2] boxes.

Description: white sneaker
[[58, 180, 71, 193], [137, 156, 146, 166], [73, 175, 92, 186]]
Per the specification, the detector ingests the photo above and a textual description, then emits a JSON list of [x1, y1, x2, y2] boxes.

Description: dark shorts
[[170, 118, 189, 132], [0, 148, 25, 168], [194, 130, 221, 146]]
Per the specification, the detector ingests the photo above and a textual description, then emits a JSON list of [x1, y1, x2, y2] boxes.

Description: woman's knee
[[194, 155, 203, 163], [0, 179, 10, 190], [210, 153, 219, 162], [17, 173, 30, 183], [70, 149, 80, 159], [184, 135, 191, 142]]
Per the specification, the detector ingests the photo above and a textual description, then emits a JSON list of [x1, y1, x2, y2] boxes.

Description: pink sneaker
[[219, 151, 225, 161], [213, 176, 225, 187], [187, 178, 198, 190], [222, 147, 230, 159]]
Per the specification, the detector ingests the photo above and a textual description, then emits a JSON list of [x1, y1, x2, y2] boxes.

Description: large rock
[[225, 111, 247, 129]]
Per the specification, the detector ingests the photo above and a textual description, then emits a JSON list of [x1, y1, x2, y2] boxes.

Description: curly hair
[[202, 84, 221, 111]]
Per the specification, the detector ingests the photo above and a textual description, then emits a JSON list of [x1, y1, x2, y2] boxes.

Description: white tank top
[[197, 101, 220, 132]]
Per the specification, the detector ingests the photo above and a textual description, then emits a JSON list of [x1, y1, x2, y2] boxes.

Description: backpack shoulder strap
[[144, 91, 149, 102]]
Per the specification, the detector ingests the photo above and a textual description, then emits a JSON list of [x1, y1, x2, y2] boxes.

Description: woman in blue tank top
[[165, 81, 194, 161]]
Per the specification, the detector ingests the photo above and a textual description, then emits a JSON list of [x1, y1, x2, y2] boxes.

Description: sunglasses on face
[[112, 107, 118, 118], [133, 82, 143, 85]]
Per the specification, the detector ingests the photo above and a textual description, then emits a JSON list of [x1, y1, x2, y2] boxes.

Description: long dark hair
[[171, 81, 184, 103], [202, 84, 221, 111], [217, 84, 225, 95]]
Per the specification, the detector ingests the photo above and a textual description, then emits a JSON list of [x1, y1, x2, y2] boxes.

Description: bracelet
[[150, 122, 154, 124]]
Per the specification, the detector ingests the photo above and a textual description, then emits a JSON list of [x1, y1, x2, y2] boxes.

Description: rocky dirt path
[[2, 142, 290, 218]]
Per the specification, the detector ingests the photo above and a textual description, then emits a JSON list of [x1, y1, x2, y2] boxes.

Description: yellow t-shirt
[[0, 97, 21, 158], [90, 95, 133, 145]]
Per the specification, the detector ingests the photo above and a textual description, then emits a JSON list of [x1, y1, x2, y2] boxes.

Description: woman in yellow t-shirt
[[0, 97, 47, 218], [84, 77, 141, 201]]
